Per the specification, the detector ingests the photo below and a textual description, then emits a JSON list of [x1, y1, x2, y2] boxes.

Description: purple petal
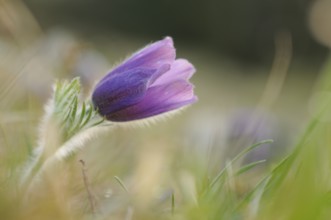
[[91, 36, 198, 122], [110, 37, 176, 76], [151, 59, 195, 87], [92, 68, 157, 115], [107, 80, 197, 121]]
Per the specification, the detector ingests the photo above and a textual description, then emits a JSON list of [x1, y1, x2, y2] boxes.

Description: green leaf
[[69, 96, 78, 124], [70, 102, 86, 133], [236, 160, 266, 176], [80, 104, 93, 129], [57, 78, 80, 109], [50, 78, 102, 139]]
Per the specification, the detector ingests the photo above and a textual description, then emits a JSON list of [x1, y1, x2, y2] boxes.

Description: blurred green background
[[2, 1, 331, 219], [0, 0, 328, 175], [0, 0, 329, 176], [18, 0, 331, 127]]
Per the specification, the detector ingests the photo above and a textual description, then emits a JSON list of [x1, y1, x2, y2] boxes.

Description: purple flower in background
[[92, 37, 197, 122]]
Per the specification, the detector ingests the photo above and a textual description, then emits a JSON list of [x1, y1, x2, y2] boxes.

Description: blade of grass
[[209, 139, 273, 190], [114, 176, 129, 193], [236, 160, 266, 176]]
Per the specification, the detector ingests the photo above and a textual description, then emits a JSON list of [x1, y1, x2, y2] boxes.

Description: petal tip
[[163, 36, 174, 46]]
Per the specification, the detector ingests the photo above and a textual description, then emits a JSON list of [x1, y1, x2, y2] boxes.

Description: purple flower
[[92, 37, 197, 122]]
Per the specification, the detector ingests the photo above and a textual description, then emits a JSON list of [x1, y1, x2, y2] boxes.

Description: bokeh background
[[2, 0, 331, 219], [19, 0, 331, 128], [24, 0, 327, 63], [19, 0, 331, 151]]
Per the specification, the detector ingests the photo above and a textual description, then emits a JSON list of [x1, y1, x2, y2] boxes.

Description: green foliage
[[15, 65, 331, 219], [53, 77, 104, 138], [250, 58, 331, 220], [5, 61, 331, 219], [18, 78, 106, 196]]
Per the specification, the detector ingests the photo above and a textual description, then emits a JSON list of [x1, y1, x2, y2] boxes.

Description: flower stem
[[79, 159, 97, 214]]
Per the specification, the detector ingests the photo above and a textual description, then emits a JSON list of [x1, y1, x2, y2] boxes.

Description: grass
[[1, 55, 331, 220], [1, 2, 331, 218]]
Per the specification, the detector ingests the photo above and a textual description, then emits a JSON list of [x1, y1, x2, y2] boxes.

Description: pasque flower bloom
[[92, 37, 197, 122]]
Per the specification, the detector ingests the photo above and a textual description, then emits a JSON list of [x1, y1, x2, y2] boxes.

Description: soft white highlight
[[111, 106, 188, 129], [55, 125, 112, 160]]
